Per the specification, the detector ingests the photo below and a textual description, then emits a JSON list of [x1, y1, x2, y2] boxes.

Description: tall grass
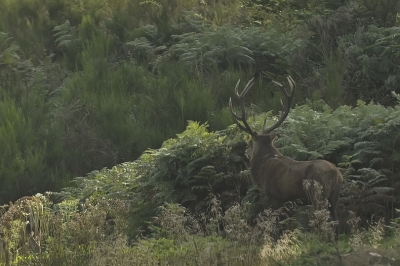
[[2, 195, 400, 265]]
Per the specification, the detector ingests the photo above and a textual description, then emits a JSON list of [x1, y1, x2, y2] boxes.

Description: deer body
[[251, 151, 342, 220], [229, 77, 343, 238]]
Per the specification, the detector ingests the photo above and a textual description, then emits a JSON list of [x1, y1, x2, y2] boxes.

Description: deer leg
[[329, 204, 338, 221], [328, 204, 338, 239], [329, 200, 341, 264], [329, 191, 340, 241]]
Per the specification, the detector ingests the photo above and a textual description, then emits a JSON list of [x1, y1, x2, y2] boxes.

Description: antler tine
[[229, 78, 257, 137], [234, 79, 241, 97], [285, 76, 295, 96], [263, 76, 296, 134], [228, 98, 243, 120], [229, 98, 255, 134], [272, 76, 295, 97], [240, 78, 255, 97], [234, 78, 255, 98]]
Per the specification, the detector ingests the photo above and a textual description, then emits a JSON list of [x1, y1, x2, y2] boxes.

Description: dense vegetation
[[0, 0, 400, 264], [1, 104, 400, 264], [0, 0, 399, 203]]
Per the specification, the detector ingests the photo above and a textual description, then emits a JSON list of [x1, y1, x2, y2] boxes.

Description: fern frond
[[319, 140, 349, 156], [364, 194, 395, 203], [368, 157, 384, 167], [369, 187, 395, 195]]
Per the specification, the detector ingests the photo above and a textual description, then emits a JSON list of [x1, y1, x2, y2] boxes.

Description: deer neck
[[250, 149, 280, 167]]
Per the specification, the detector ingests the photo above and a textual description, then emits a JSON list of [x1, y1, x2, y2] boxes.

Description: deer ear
[[270, 132, 280, 141]]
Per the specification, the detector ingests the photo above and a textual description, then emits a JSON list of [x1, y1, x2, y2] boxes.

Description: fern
[[53, 21, 77, 49], [56, 95, 400, 235], [126, 37, 157, 63], [0, 32, 20, 66]]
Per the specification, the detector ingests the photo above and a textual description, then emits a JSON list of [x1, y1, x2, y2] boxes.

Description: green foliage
[[1, 0, 400, 262], [0, 0, 399, 207], [59, 121, 249, 234], [170, 26, 255, 72], [1, 0, 306, 203], [166, 25, 300, 80], [340, 25, 400, 105], [0, 97, 46, 202], [358, 0, 400, 27], [0, 49, 70, 202], [2, 98, 400, 264], [0, 32, 20, 67], [137, 122, 248, 211], [243, 0, 347, 29], [285, 0, 399, 107], [58, 98, 400, 237], [320, 48, 346, 109], [53, 20, 81, 69], [0, 197, 130, 266]]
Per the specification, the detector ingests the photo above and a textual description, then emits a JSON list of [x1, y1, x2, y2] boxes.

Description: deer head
[[229, 76, 296, 161]]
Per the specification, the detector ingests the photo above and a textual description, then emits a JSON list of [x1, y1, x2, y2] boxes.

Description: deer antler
[[263, 76, 296, 134], [229, 78, 257, 137]]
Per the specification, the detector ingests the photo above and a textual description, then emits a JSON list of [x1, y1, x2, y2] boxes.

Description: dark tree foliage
[[0, 0, 399, 205]]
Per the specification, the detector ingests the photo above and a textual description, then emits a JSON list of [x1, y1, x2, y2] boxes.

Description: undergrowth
[[1, 197, 400, 265], [1, 98, 400, 265]]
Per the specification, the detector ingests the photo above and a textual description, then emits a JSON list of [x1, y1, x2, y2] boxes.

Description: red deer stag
[[229, 77, 343, 238]]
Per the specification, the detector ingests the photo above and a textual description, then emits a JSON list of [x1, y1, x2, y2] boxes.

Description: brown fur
[[248, 133, 343, 224]]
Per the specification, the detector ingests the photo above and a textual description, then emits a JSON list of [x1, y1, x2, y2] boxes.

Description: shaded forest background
[[1, 0, 400, 265], [0, 0, 399, 205]]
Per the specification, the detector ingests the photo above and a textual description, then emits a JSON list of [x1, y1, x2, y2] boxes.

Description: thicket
[[1, 97, 400, 264], [59, 96, 400, 231], [0, 0, 399, 212], [1, 0, 400, 264]]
